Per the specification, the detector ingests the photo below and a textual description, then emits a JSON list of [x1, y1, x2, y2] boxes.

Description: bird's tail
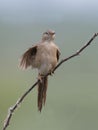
[[38, 76, 48, 112]]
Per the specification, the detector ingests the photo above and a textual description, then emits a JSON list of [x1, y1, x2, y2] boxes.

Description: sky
[[0, 0, 98, 23]]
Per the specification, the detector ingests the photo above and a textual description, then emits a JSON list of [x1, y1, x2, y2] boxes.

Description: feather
[[38, 76, 48, 112], [20, 46, 37, 69]]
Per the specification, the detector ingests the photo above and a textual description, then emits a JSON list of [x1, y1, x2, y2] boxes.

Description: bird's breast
[[36, 43, 58, 75]]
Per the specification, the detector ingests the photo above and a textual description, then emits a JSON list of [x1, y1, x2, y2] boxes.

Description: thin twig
[[2, 33, 98, 130], [3, 81, 39, 130], [53, 33, 98, 72]]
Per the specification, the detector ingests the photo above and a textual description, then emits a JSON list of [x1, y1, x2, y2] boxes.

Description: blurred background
[[0, 0, 98, 130]]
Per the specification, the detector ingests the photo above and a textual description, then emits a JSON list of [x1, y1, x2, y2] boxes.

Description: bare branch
[[2, 33, 98, 130], [2, 81, 39, 130], [53, 33, 98, 72]]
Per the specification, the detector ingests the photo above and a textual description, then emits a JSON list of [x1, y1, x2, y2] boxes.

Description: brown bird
[[20, 29, 60, 112]]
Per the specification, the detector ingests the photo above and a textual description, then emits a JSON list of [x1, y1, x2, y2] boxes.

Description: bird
[[20, 29, 60, 112]]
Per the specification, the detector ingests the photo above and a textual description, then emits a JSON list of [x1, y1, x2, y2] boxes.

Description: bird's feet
[[49, 70, 54, 76]]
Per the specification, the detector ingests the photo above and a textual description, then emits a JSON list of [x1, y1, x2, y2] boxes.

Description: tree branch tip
[[96, 33, 98, 36], [94, 33, 98, 36]]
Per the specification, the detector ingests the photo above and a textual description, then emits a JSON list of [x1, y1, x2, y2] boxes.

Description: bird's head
[[42, 29, 55, 41]]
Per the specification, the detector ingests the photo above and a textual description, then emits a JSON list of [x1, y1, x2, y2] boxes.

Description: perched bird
[[20, 30, 60, 112]]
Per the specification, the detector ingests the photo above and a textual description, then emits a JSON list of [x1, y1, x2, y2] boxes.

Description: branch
[[2, 33, 98, 130], [53, 33, 98, 72]]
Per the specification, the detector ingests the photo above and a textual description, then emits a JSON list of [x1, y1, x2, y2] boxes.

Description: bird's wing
[[20, 45, 37, 69]]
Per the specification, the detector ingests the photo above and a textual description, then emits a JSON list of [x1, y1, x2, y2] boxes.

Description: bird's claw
[[49, 70, 54, 76]]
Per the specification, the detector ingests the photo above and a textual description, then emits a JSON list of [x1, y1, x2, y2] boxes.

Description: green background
[[0, 0, 98, 130]]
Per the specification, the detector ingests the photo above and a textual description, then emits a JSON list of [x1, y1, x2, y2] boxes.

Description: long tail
[[38, 76, 48, 112]]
